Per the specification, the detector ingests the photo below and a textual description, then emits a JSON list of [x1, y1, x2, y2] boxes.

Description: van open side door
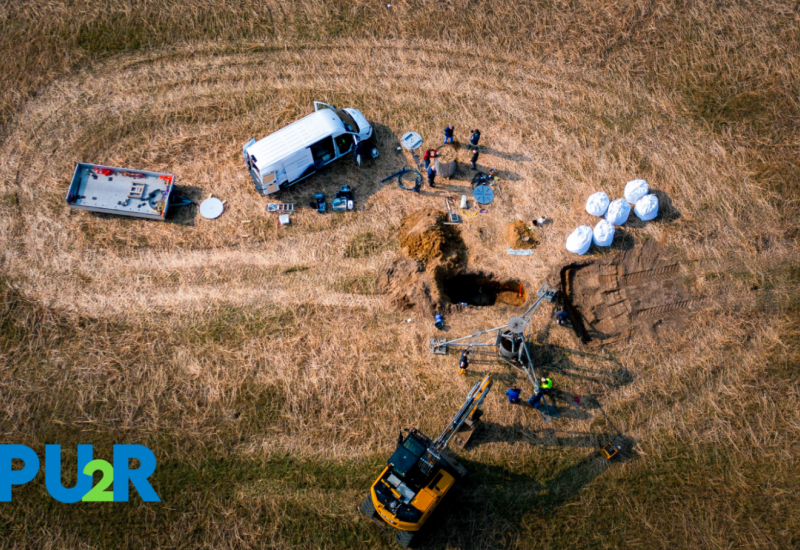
[[242, 138, 255, 166], [314, 101, 336, 111], [243, 138, 263, 192]]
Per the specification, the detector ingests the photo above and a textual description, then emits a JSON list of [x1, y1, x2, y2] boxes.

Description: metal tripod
[[430, 284, 559, 421]]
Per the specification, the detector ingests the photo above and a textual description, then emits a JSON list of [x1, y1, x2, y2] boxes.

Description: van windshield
[[333, 109, 360, 134]]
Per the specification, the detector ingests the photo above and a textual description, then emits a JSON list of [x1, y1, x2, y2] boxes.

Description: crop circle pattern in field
[[0, 41, 740, 316]]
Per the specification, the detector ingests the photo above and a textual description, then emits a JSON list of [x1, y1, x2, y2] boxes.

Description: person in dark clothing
[[468, 129, 481, 151], [470, 169, 499, 189], [470, 148, 479, 170], [427, 165, 437, 187], [528, 377, 553, 409], [354, 137, 367, 166], [459, 348, 471, 375], [423, 148, 438, 169], [443, 125, 455, 144], [505, 386, 521, 404], [555, 306, 570, 326]]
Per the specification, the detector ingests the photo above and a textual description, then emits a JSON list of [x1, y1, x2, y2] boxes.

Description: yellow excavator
[[360, 374, 494, 547]]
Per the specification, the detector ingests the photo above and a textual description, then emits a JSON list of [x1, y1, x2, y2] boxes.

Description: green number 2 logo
[[82, 459, 114, 502]]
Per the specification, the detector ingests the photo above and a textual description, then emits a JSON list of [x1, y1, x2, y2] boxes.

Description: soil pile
[[381, 209, 466, 315], [505, 221, 537, 250], [379, 257, 432, 312], [561, 242, 705, 344], [382, 209, 525, 316], [399, 209, 451, 264]]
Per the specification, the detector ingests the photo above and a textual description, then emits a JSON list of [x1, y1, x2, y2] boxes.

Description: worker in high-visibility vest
[[528, 377, 553, 409]]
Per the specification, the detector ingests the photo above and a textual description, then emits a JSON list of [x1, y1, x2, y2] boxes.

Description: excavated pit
[[440, 274, 527, 307], [380, 208, 528, 316]]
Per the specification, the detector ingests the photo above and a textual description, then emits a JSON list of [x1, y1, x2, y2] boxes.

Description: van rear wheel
[[395, 529, 415, 548], [360, 495, 377, 518]]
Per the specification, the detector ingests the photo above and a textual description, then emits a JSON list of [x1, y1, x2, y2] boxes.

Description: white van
[[242, 102, 375, 195]]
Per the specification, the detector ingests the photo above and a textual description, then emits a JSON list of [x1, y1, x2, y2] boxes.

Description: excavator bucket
[[451, 417, 479, 448]]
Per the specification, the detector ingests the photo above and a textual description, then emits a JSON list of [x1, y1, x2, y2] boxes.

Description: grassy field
[[1, 1, 799, 549]]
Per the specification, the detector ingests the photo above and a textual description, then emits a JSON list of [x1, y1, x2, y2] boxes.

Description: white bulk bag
[[593, 219, 615, 247], [634, 194, 659, 221], [624, 179, 649, 204], [566, 225, 593, 255], [605, 198, 631, 226], [585, 192, 610, 217]]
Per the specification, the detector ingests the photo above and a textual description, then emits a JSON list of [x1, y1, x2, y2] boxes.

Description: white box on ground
[[279, 214, 290, 225]]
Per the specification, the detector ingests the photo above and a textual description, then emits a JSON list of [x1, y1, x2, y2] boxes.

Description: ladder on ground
[[267, 203, 296, 212], [445, 197, 461, 224]]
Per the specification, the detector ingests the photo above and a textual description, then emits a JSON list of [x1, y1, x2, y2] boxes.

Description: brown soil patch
[[505, 221, 537, 249], [561, 242, 706, 344], [399, 209, 453, 264], [435, 143, 458, 163], [379, 257, 438, 312], [382, 209, 466, 315], [382, 209, 526, 316]]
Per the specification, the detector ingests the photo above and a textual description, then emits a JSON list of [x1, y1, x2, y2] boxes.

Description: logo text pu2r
[[0, 445, 160, 503]]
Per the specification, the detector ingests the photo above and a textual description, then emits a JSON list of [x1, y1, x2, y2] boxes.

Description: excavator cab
[[361, 374, 493, 547]]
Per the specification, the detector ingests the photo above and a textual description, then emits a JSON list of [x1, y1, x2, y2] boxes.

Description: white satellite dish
[[199, 197, 224, 219]]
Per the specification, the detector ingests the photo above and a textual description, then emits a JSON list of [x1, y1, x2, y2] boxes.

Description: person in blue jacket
[[528, 377, 553, 408], [443, 125, 455, 144], [505, 386, 521, 404]]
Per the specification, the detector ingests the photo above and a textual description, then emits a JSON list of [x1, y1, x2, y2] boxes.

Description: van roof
[[246, 109, 345, 170]]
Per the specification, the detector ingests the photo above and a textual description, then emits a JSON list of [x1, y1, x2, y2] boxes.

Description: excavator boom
[[418, 374, 493, 475]]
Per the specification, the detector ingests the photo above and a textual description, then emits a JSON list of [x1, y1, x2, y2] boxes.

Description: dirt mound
[[384, 209, 525, 316], [399, 209, 449, 263], [505, 221, 537, 249], [378, 257, 441, 314], [561, 243, 705, 344], [398, 208, 464, 268], [435, 143, 458, 163]]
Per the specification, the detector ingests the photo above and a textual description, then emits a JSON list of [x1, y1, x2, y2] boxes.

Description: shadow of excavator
[[413, 432, 637, 550]]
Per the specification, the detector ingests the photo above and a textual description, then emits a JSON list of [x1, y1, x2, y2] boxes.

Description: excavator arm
[[418, 374, 494, 474]]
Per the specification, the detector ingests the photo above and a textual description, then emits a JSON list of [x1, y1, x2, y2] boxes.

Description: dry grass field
[[1, 2, 799, 549]]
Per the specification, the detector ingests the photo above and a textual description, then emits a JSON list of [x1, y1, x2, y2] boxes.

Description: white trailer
[[242, 102, 375, 195], [65, 163, 189, 221]]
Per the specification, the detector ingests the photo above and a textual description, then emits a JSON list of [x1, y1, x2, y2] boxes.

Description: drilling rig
[[430, 283, 559, 421]]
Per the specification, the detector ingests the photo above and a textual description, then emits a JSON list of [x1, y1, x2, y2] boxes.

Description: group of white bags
[[566, 179, 660, 254]]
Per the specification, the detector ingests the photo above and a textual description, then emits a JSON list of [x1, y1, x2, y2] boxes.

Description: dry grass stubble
[[0, 39, 798, 549]]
